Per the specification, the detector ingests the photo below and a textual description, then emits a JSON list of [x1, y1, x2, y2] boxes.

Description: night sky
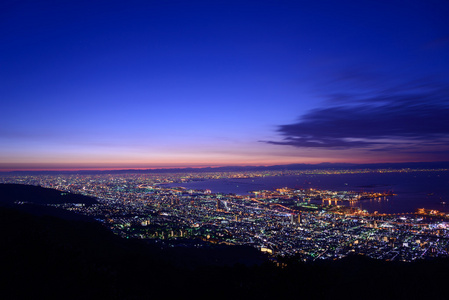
[[1, 0, 449, 171]]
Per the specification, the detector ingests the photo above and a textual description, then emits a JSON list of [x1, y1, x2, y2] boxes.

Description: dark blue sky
[[1, 0, 449, 170]]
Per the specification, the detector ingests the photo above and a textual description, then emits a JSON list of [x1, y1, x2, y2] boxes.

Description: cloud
[[265, 81, 449, 155]]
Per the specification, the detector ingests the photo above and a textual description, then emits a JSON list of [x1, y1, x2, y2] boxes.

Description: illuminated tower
[[290, 213, 301, 225]]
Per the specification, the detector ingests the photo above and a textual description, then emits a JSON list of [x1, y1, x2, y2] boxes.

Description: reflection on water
[[165, 171, 449, 214]]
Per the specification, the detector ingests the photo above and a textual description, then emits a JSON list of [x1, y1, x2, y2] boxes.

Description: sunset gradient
[[2, 1, 449, 171]]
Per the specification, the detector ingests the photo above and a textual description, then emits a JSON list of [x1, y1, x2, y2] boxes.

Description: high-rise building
[[290, 213, 301, 225]]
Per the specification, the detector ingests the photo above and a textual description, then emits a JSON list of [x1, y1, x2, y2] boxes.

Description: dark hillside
[[0, 183, 97, 221], [1, 184, 449, 299], [0, 183, 97, 205]]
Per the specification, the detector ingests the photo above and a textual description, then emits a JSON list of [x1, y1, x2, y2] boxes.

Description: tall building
[[290, 213, 301, 225]]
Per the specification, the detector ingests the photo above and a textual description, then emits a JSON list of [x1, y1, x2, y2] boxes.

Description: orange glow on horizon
[[0, 156, 444, 172]]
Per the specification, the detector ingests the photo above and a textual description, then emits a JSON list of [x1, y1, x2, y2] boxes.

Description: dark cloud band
[[265, 83, 449, 154]]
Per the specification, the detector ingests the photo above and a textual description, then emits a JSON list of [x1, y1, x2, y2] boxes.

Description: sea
[[164, 170, 449, 214]]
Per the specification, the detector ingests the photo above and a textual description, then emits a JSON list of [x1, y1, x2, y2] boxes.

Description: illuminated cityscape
[[2, 1, 449, 298], [2, 168, 449, 263]]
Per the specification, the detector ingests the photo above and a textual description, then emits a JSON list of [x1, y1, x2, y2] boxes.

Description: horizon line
[[1, 161, 449, 173]]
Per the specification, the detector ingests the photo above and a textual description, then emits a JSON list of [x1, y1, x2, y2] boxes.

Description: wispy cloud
[[264, 79, 449, 156]]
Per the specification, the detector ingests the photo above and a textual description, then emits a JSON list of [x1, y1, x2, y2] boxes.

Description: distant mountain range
[[2, 161, 449, 175]]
